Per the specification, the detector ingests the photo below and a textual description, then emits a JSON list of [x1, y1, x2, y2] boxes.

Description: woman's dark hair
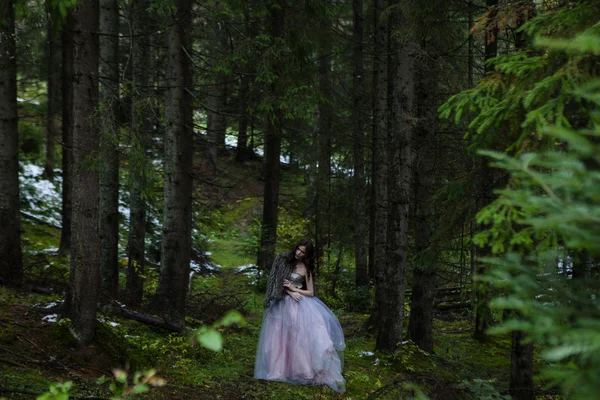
[[286, 239, 315, 276]]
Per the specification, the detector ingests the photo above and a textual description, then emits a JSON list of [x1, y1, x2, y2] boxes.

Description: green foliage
[[18, 119, 44, 160], [96, 369, 165, 400], [459, 379, 510, 400], [36, 381, 72, 400], [456, 23, 600, 400], [193, 310, 246, 352], [439, 1, 600, 153]]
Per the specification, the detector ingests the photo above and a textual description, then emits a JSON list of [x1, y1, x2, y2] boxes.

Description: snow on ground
[[42, 314, 58, 323], [19, 162, 62, 227], [236, 264, 260, 285], [97, 317, 120, 327]]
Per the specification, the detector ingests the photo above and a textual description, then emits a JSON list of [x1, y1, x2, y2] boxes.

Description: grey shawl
[[263, 252, 293, 308]]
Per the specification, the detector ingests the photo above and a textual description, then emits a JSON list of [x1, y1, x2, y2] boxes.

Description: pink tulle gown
[[254, 272, 346, 393]]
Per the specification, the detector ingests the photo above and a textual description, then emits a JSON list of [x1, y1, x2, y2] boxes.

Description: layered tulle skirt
[[254, 295, 346, 393]]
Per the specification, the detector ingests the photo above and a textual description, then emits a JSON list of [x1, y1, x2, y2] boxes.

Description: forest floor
[[0, 223, 554, 400], [1, 159, 555, 399]]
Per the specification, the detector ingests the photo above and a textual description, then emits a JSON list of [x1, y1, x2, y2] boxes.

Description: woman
[[254, 240, 346, 393]]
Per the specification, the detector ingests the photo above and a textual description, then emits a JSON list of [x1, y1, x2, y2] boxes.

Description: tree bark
[[206, 18, 229, 173], [257, 0, 285, 273], [352, 0, 368, 289], [474, 0, 498, 341], [44, 6, 61, 182], [67, 0, 100, 346], [236, 4, 253, 164], [366, 0, 388, 330], [59, 13, 74, 255], [376, 0, 415, 353], [0, 0, 23, 286], [99, 0, 120, 301], [316, 8, 332, 272], [509, 330, 534, 400], [406, 6, 442, 353], [125, 0, 153, 306], [154, 0, 193, 322]]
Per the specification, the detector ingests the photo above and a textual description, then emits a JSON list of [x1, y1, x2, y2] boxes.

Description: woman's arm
[[283, 273, 314, 297], [285, 288, 302, 301]]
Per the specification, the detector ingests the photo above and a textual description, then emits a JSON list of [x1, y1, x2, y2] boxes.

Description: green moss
[[209, 238, 254, 269]]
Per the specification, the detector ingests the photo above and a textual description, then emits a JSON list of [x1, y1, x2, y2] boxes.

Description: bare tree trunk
[[0, 0, 23, 286], [154, 0, 193, 322], [236, 74, 250, 163], [316, 8, 332, 272], [474, 0, 498, 341], [406, 5, 442, 353], [407, 126, 437, 352], [257, 0, 285, 273], [99, 0, 120, 300], [67, 0, 100, 346], [44, 6, 60, 181], [59, 13, 74, 256], [510, 330, 534, 400], [352, 0, 368, 289], [376, 0, 415, 353], [366, 0, 388, 330], [509, 5, 534, 396], [206, 18, 229, 173], [236, 4, 253, 164], [125, 0, 153, 306]]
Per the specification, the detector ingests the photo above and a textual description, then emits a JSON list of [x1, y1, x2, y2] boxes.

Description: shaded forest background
[[1, 0, 599, 398]]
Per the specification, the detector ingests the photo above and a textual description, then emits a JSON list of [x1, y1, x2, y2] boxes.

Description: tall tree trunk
[[407, 119, 437, 353], [509, 5, 534, 397], [206, 19, 229, 173], [376, 0, 415, 353], [236, 74, 250, 163], [474, 0, 498, 341], [407, 7, 441, 353], [99, 0, 120, 300], [352, 0, 368, 289], [44, 7, 60, 181], [154, 0, 193, 322], [366, 0, 388, 330], [0, 0, 23, 286], [257, 0, 285, 273], [59, 13, 74, 255], [236, 3, 253, 164], [68, 0, 100, 346], [316, 10, 332, 272], [125, 0, 153, 306], [510, 330, 534, 400]]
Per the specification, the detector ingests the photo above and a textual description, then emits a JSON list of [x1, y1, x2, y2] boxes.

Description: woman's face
[[295, 245, 307, 260]]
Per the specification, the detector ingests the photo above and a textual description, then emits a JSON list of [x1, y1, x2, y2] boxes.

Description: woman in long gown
[[254, 240, 346, 393]]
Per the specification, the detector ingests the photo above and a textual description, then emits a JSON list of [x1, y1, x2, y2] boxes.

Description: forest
[[0, 0, 599, 398]]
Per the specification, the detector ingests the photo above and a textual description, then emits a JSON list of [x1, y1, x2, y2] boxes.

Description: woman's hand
[[289, 291, 302, 301], [283, 279, 295, 290]]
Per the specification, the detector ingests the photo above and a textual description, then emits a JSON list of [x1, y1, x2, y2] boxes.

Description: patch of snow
[[43, 301, 60, 309], [42, 314, 58, 323], [358, 351, 375, 357], [17, 97, 40, 105], [119, 204, 131, 220], [19, 162, 62, 227], [97, 317, 120, 327], [373, 358, 380, 366]]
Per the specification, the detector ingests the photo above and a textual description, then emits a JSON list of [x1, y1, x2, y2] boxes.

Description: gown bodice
[[288, 272, 305, 289]]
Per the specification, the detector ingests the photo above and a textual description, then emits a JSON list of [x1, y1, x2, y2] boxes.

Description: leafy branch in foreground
[[477, 31, 600, 399]]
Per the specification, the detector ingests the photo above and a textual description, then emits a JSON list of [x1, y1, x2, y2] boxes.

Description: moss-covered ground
[[0, 201, 554, 400]]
